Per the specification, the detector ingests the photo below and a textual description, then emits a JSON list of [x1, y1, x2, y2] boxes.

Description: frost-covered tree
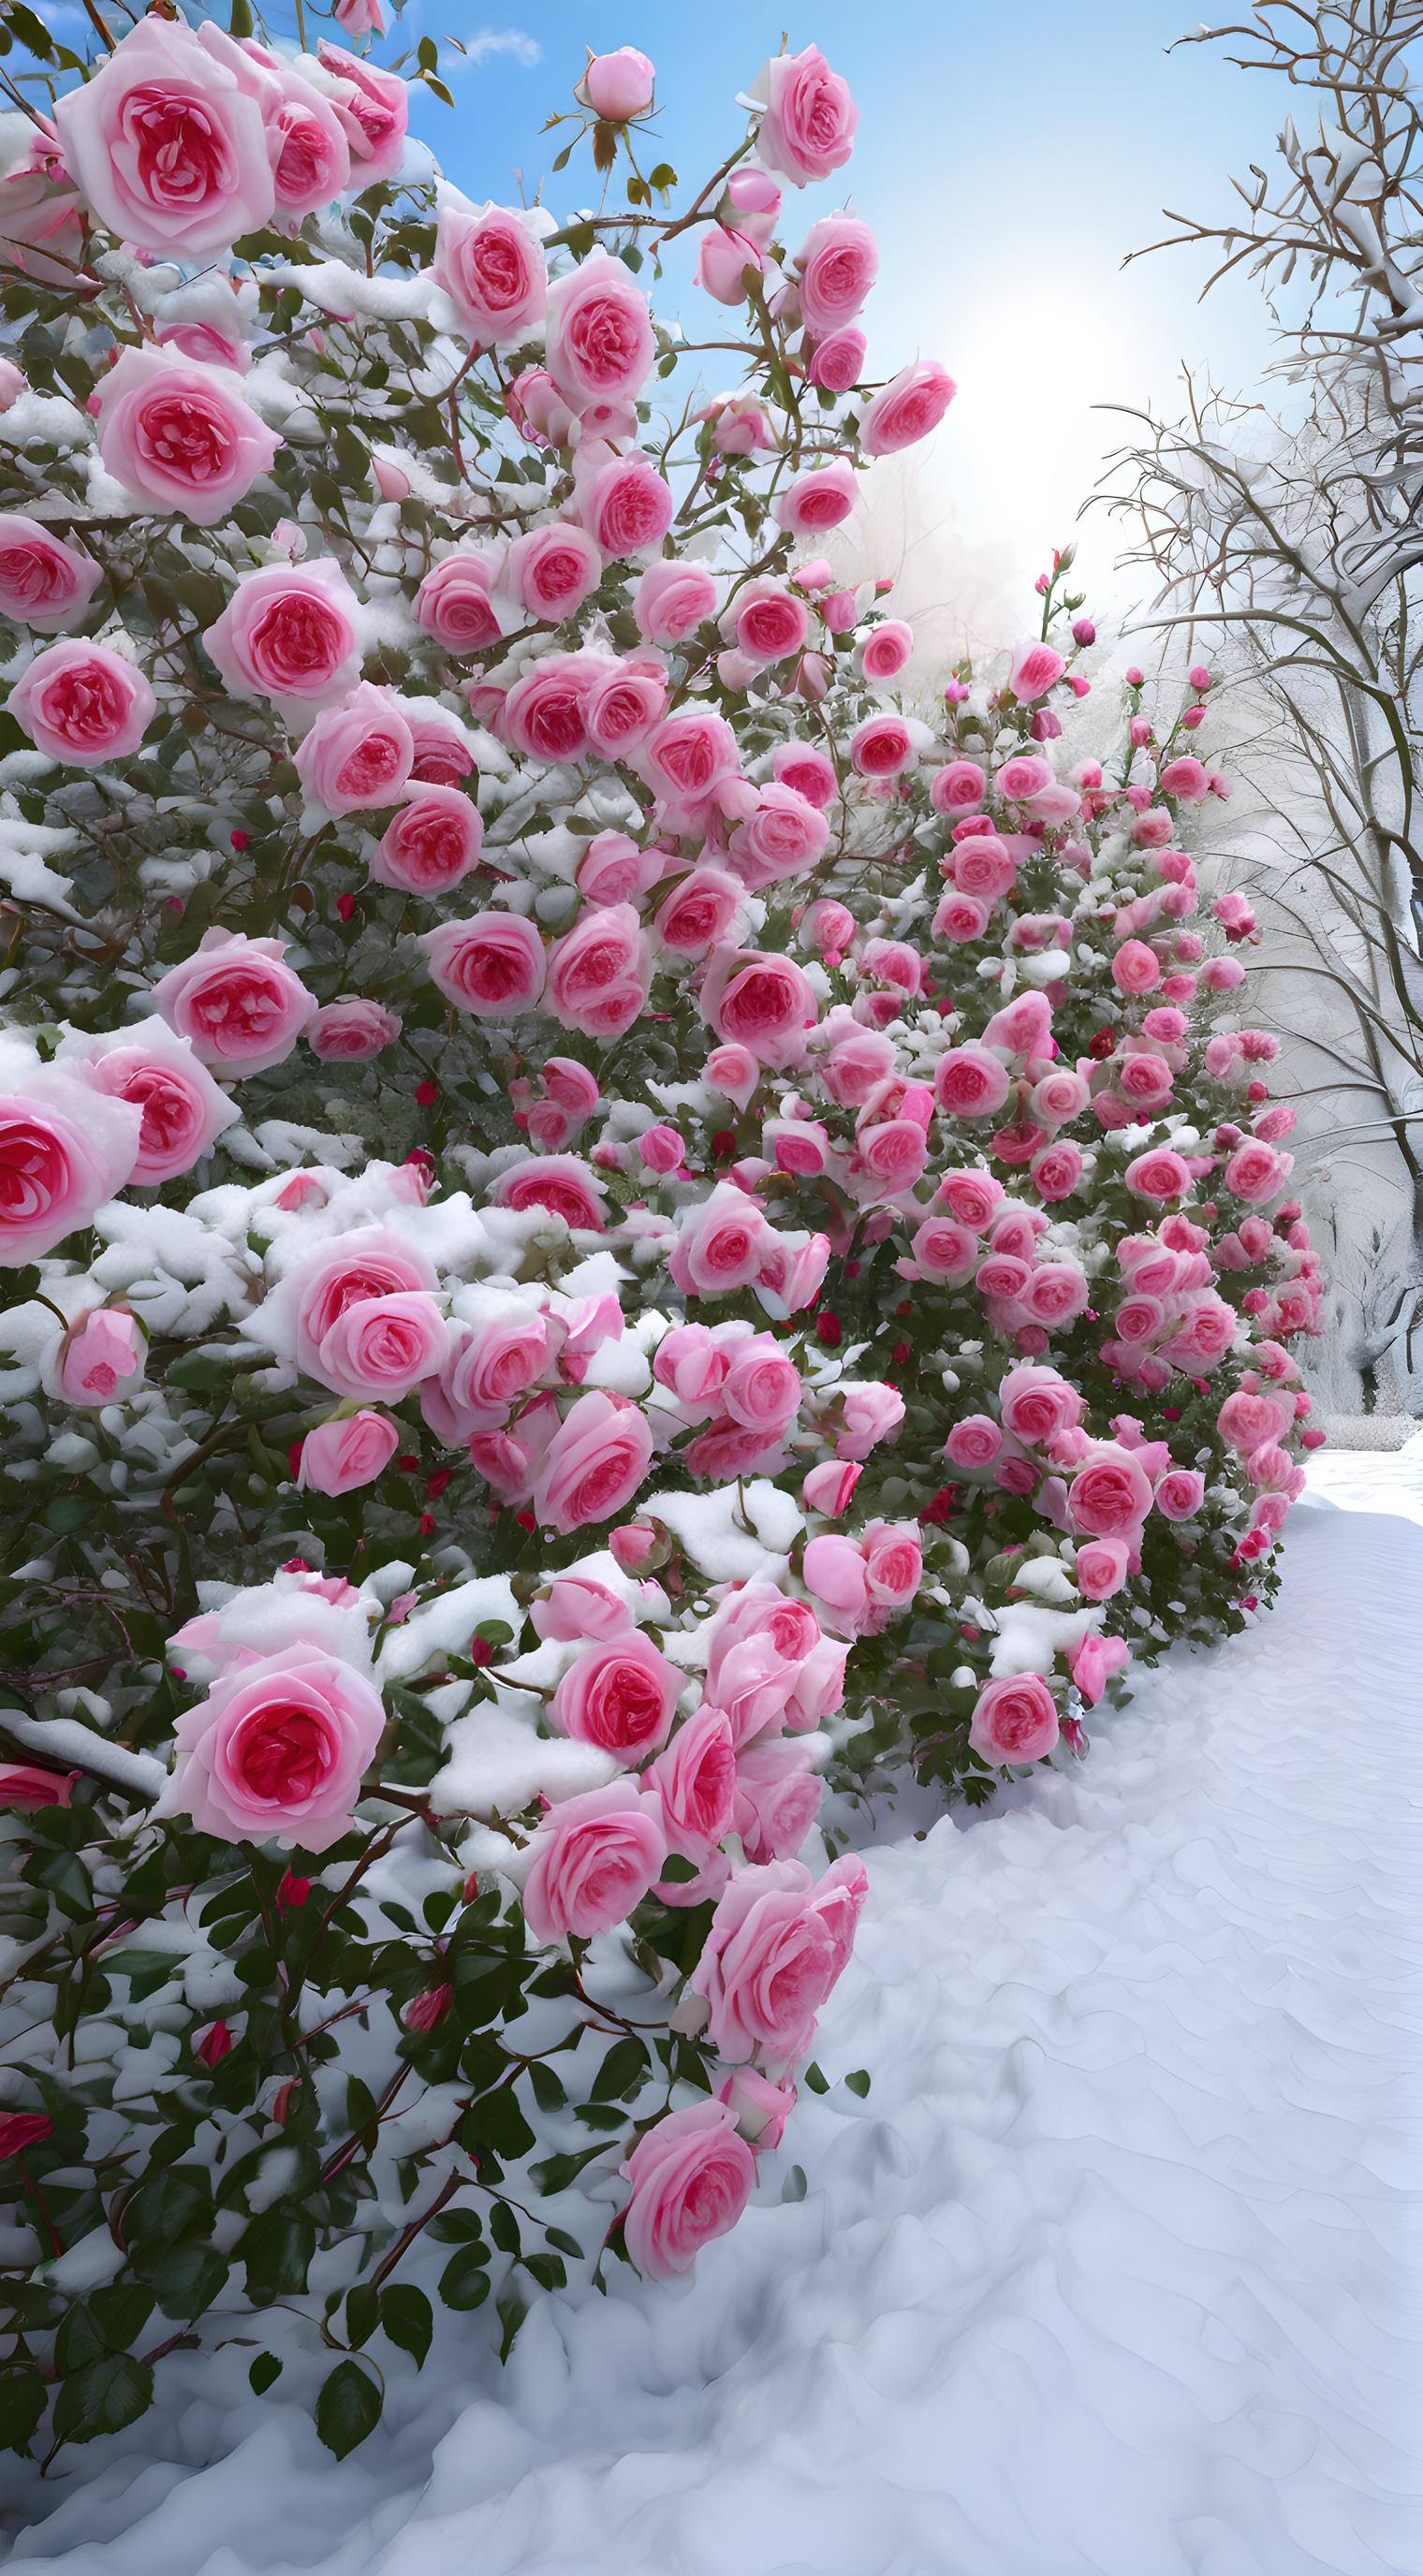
[[1102, 0, 1423, 1407]]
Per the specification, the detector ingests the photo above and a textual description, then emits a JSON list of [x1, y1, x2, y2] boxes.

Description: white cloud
[[448, 28, 541, 71]]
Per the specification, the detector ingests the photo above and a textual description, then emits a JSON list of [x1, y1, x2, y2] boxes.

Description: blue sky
[[383, 1, 1292, 630]]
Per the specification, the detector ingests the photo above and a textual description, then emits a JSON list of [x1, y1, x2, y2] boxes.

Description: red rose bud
[[416, 1080, 439, 1106], [336, 893, 356, 921], [814, 1312, 843, 1347], [0, 2111, 53, 2161], [403, 1983, 453, 2035], [230, 829, 249, 852], [197, 2020, 233, 2070], [276, 1870, 310, 1912]]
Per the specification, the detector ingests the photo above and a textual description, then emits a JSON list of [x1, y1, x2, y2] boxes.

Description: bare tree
[[1099, 0, 1423, 1407]]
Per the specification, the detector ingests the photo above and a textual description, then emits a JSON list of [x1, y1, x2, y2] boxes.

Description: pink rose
[[689, 1853, 867, 2062], [644, 1704, 737, 1860], [551, 1631, 681, 1762], [1124, 1148, 1192, 1204], [1154, 1468, 1205, 1521], [307, 999, 402, 1061], [1111, 938, 1162, 996], [796, 212, 878, 335], [161, 1640, 386, 1851], [931, 758, 987, 812], [999, 1363, 1081, 1446], [297, 1409, 399, 1496], [57, 1308, 143, 1406], [533, 1389, 654, 1534], [316, 43, 409, 188], [734, 1737, 822, 1862], [934, 1045, 1012, 1119], [773, 457, 858, 537], [246, 44, 353, 220], [1074, 1535, 1130, 1600], [728, 783, 829, 889], [633, 559, 718, 646], [523, 1779, 667, 1940], [584, 660, 668, 759], [754, 45, 858, 185], [1022, 1263, 1089, 1327], [9, 639, 154, 768], [946, 1415, 1003, 1471], [1071, 1632, 1131, 1709], [152, 929, 315, 1075], [1225, 1141, 1285, 1205], [1068, 1442, 1153, 1538], [860, 620, 912, 683], [422, 911, 545, 1017], [850, 710, 917, 778], [910, 1215, 977, 1281], [500, 651, 602, 762], [544, 249, 654, 416], [433, 195, 547, 347], [314, 1290, 447, 1402], [505, 521, 603, 622], [414, 550, 506, 651], [69, 1024, 236, 1184], [0, 516, 101, 631], [492, 1155, 607, 1232], [269, 1227, 439, 1385], [576, 449, 675, 557], [668, 1188, 768, 1297], [54, 17, 275, 258], [1007, 640, 1067, 702], [421, 1305, 552, 1441], [94, 345, 279, 525], [859, 359, 957, 456], [294, 682, 414, 815], [704, 949, 815, 1068], [372, 784, 483, 895], [546, 901, 651, 1039], [653, 864, 743, 957], [800, 324, 861, 388], [620, 2100, 755, 2279], [638, 708, 741, 826], [730, 580, 811, 667], [969, 1675, 1059, 1765], [203, 560, 363, 710], [532, 1573, 631, 1644]]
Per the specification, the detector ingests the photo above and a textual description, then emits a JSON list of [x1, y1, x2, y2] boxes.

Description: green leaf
[[0, 2365, 46, 2453], [248, 2353, 282, 2395], [90, 2286, 154, 2351], [315, 2358, 381, 2460], [145, 2240, 225, 2322], [242, 2210, 315, 2305], [590, 2037, 648, 2100], [345, 2282, 378, 2349], [52, 2354, 154, 2447], [467, 2086, 535, 2161], [802, 2062, 829, 2095], [7, 6, 53, 62], [227, 0, 254, 36], [438, 2247, 491, 2310], [844, 2069, 872, 2099], [496, 2290, 527, 2363], [380, 2284, 433, 2367]]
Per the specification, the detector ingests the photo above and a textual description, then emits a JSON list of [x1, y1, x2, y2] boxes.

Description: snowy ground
[[7, 1456, 1420, 2576]]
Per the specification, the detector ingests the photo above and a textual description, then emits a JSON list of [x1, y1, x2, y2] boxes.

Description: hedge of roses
[[0, 7, 1319, 2465]]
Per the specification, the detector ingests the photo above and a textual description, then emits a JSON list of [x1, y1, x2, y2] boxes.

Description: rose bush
[[0, 1, 1317, 2473]]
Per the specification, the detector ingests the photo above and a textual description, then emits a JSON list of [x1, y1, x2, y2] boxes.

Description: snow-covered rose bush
[[0, 12, 937, 2466]]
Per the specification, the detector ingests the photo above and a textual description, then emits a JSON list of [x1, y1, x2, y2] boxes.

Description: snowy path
[[8, 1481, 1421, 2576]]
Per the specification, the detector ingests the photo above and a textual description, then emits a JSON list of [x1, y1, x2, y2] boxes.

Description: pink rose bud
[[638, 1123, 686, 1174], [0, 359, 26, 412], [609, 1520, 662, 1573], [801, 1459, 862, 1516], [57, 1308, 144, 1407], [584, 47, 655, 121], [1189, 665, 1212, 690]]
